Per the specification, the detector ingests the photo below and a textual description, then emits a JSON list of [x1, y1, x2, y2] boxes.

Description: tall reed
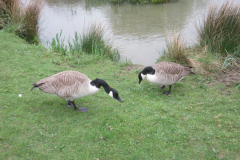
[[196, 1, 240, 55], [21, 0, 43, 43], [0, 0, 43, 43]]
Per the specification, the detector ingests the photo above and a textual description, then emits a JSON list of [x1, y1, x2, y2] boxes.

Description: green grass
[[1, 31, 240, 159]]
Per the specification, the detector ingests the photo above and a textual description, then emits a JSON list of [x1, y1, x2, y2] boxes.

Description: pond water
[[39, 0, 236, 66]]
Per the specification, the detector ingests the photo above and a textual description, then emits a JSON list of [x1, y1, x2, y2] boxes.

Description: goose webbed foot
[[76, 107, 88, 113], [68, 100, 88, 113], [163, 91, 170, 96], [159, 85, 165, 89]]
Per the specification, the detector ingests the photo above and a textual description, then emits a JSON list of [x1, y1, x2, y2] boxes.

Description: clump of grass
[[0, 0, 43, 43], [80, 24, 114, 58], [158, 31, 191, 65], [47, 24, 121, 62], [196, 1, 240, 55]]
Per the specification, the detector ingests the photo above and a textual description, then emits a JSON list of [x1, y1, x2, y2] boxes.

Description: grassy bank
[[1, 30, 240, 159]]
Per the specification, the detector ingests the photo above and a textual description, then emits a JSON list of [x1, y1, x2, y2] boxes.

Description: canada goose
[[31, 71, 123, 112], [138, 62, 194, 95]]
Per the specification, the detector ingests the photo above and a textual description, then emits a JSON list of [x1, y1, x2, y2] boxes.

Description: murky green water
[[40, 0, 234, 66]]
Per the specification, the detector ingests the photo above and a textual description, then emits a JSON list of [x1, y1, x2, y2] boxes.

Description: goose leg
[[163, 85, 172, 96], [159, 85, 165, 89], [67, 100, 78, 108], [67, 100, 74, 108], [72, 100, 88, 113]]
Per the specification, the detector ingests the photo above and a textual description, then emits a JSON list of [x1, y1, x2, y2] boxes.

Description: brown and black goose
[[31, 71, 122, 112], [138, 62, 194, 95]]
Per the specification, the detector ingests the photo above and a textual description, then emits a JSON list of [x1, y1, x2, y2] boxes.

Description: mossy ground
[[0, 31, 240, 159]]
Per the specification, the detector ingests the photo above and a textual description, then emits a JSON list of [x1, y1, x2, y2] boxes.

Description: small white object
[[15, 50, 17, 51], [19, 94, 22, 97]]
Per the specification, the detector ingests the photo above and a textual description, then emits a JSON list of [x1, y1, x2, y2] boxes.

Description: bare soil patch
[[119, 64, 145, 75], [209, 65, 240, 87]]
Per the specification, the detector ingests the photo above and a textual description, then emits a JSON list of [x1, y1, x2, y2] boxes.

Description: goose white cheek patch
[[141, 73, 146, 80], [108, 91, 113, 98]]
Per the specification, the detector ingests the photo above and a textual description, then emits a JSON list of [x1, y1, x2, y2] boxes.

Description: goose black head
[[91, 78, 123, 103], [138, 66, 155, 84], [107, 87, 123, 103]]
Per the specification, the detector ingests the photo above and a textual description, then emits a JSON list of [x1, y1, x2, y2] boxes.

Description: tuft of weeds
[[221, 49, 236, 71], [158, 31, 191, 66], [112, 48, 121, 62], [196, 1, 240, 55], [47, 24, 121, 62], [47, 30, 68, 56]]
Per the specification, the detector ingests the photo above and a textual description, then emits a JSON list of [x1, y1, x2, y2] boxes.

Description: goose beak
[[117, 97, 123, 103]]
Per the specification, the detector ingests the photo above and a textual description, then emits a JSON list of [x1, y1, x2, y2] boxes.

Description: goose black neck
[[90, 78, 111, 93], [99, 79, 111, 94]]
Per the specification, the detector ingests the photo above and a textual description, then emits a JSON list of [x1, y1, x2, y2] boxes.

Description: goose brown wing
[[35, 71, 89, 95], [153, 62, 183, 75]]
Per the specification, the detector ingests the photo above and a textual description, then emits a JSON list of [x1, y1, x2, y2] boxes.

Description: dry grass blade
[[162, 30, 191, 65]]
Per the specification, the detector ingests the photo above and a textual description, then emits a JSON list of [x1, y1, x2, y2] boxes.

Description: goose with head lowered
[[138, 62, 195, 95], [31, 71, 123, 112]]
